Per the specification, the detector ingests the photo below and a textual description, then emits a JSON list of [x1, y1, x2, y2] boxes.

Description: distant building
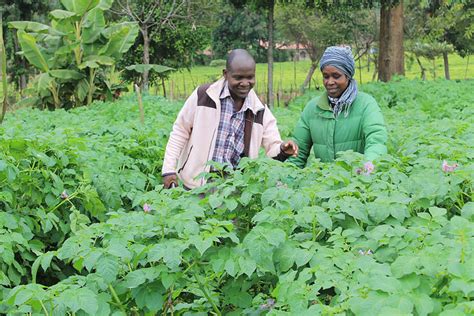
[[259, 40, 309, 61]]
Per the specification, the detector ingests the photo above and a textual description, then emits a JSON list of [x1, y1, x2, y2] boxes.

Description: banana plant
[[9, 0, 138, 109]]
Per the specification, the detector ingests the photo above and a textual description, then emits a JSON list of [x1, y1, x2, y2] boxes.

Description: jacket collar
[[316, 91, 332, 111], [206, 77, 264, 114]]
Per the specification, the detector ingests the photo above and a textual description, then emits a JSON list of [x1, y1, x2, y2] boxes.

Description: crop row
[[0, 79, 473, 315]]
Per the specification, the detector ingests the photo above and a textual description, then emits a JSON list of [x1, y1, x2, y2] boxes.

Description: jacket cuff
[[273, 150, 291, 162], [162, 172, 177, 177]]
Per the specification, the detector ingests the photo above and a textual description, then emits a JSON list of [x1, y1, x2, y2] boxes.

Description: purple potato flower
[[363, 161, 375, 175], [260, 298, 276, 310], [143, 203, 151, 213], [442, 160, 458, 173]]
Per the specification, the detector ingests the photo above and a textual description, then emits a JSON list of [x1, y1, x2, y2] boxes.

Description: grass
[[1, 54, 472, 105], [157, 53, 473, 100]]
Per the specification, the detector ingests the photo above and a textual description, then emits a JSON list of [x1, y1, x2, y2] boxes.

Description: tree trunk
[[443, 51, 450, 80], [465, 55, 470, 79], [1, 13, 8, 124], [141, 26, 150, 92], [12, 31, 28, 94], [416, 56, 426, 80], [266, 0, 274, 108], [378, 0, 405, 82], [301, 62, 317, 92], [161, 77, 167, 98]]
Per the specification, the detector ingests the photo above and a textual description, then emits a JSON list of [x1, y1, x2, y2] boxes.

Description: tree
[[118, 15, 210, 96], [305, 0, 405, 83], [1, 0, 53, 94], [378, 0, 405, 82], [225, 0, 279, 107], [266, 0, 275, 108], [111, 0, 196, 91], [425, 1, 473, 79], [211, 3, 267, 61], [9, 0, 138, 109], [444, 2, 474, 57], [405, 1, 473, 80], [276, 2, 353, 91]]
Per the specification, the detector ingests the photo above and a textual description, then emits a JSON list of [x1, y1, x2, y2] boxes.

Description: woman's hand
[[280, 140, 298, 157]]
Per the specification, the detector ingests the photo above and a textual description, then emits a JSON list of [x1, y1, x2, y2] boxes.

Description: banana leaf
[[50, 69, 85, 80], [49, 10, 78, 20], [83, 8, 106, 44], [60, 0, 100, 16], [100, 23, 139, 59], [79, 55, 115, 69], [17, 31, 50, 72]]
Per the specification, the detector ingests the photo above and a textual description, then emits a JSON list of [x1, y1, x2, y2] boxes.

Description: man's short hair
[[226, 49, 255, 71]]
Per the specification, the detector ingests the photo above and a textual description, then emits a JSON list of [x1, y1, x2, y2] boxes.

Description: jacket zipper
[[177, 145, 193, 174]]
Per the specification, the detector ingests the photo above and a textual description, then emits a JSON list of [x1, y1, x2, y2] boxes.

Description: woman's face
[[322, 65, 349, 98]]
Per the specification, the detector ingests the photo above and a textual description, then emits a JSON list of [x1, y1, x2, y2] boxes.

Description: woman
[[288, 46, 387, 168]]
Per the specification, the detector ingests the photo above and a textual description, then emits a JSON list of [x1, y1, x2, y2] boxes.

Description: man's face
[[223, 62, 256, 101]]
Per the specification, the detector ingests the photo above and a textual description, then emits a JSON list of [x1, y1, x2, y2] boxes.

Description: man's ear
[[223, 69, 227, 78]]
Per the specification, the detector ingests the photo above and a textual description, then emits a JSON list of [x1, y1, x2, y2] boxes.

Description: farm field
[[158, 54, 473, 100], [0, 79, 473, 315]]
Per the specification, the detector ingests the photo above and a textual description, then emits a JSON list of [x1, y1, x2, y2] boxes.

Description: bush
[[209, 59, 226, 67]]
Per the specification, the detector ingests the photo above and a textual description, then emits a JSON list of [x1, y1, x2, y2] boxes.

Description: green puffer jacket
[[288, 91, 387, 168]]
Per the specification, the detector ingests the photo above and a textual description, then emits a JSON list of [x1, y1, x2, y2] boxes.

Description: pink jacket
[[162, 78, 284, 189]]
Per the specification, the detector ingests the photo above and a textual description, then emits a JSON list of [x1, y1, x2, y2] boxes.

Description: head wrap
[[320, 46, 358, 118]]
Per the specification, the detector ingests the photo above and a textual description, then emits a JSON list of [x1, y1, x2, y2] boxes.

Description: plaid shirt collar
[[220, 81, 253, 113]]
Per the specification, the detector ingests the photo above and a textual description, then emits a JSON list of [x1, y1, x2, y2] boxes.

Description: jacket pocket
[[177, 145, 193, 174]]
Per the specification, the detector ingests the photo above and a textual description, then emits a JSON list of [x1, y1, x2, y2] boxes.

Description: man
[[162, 49, 298, 189]]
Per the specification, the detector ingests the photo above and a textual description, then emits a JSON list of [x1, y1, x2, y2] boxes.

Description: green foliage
[[1, 0, 53, 92], [1, 13, 8, 123], [276, 2, 350, 62], [0, 79, 473, 314], [209, 59, 226, 68], [405, 1, 474, 57], [124, 64, 174, 87], [211, 3, 269, 62], [0, 95, 180, 291], [409, 42, 454, 60], [113, 0, 212, 87], [8, 0, 138, 109]]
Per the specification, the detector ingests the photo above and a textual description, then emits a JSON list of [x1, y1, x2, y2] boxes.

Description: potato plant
[[0, 79, 473, 315]]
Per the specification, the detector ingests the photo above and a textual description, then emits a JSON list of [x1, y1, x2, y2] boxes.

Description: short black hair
[[226, 49, 255, 71]]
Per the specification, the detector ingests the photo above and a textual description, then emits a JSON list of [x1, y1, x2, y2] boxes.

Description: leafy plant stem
[[39, 299, 49, 316], [87, 68, 96, 105], [49, 82, 60, 109], [74, 22, 82, 66], [108, 284, 126, 312], [192, 271, 221, 315], [183, 261, 196, 274], [48, 192, 80, 213]]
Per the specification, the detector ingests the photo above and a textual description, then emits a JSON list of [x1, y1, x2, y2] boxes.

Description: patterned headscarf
[[320, 46, 358, 118]]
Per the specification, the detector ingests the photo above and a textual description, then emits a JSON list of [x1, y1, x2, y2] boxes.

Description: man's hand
[[163, 174, 178, 189], [280, 140, 298, 157]]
